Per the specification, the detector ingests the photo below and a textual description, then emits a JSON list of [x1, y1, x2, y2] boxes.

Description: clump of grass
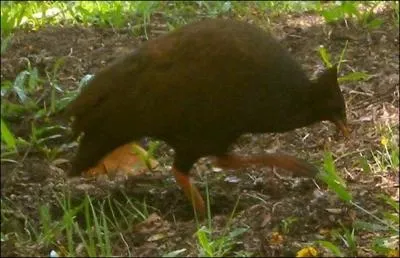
[[1, 1, 147, 37], [0, 56, 78, 161], [318, 1, 385, 30], [191, 180, 250, 257], [318, 40, 370, 84], [1, 189, 152, 257], [1, 118, 17, 152], [358, 123, 399, 175], [196, 225, 250, 257], [373, 123, 399, 172], [316, 148, 399, 257], [280, 216, 299, 235]]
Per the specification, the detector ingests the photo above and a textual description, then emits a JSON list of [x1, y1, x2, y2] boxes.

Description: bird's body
[[67, 19, 348, 216]]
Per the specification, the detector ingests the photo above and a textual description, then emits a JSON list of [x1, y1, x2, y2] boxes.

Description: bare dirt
[[1, 9, 399, 257]]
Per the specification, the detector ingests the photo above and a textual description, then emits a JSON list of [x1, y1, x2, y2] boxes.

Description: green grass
[[1, 1, 152, 37], [316, 134, 399, 257], [3, 1, 394, 39], [316, 39, 398, 257], [1, 190, 152, 257], [195, 225, 250, 257], [1, 56, 74, 160], [192, 180, 250, 257], [318, 40, 371, 84], [318, 1, 386, 29], [1, 178, 251, 257]]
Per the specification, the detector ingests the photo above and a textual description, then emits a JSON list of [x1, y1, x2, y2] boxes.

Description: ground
[[1, 6, 399, 258]]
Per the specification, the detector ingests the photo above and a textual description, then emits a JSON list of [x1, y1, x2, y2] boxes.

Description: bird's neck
[[272, 85, 321, 132]]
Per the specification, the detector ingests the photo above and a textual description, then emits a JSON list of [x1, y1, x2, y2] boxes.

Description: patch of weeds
[[392, 1, 399, 27], [193, 181, 250, 257], [65, 1, 134, 28], [259, 1, 320, 14], [280, 216, 298, 234], [318, 150, 353, 202], [318, 40, 370, 83], [317, 239, 344, 257], [370, 211, 399, 255], [66, 1, 160, 38], [44, 57, 66, 115], [356, 194, 399, 257], [318, 193, 399, 257], [196, 1, 233, 18], [1, 61, 40, 156], [158, 2, 198, 30], [1, 1, 63, 36], [318, 1, 385, 30], [317, 149, 399, 256], [1, 34, 12, 54], [1, 2, 139, 36], [1, 118, 17, 152], [359, 123, 399, 174], [159, 2, 281, 32], [316, 223, 358, 256], [1, 59, 40, 112], [157, 1, 233, 32], [1, 57, 74, 159], [373, 123, 399, 172], [131, 1, 160, 39], [0, 1, 29, 37], [1, 198, 27, 242], [2, 180, 153, 256], [196, 225, 249, 257], [21, 190, 150, 257], [28, 122, 67, 160], [334, 226, 358, 256], [319, 226, 358, 257], [1, 118, 67, 161]]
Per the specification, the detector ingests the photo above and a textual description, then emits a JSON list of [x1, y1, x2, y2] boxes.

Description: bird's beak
[[333, 119, 350, 138]]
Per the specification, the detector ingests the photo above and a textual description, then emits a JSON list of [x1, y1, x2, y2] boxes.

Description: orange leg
[[172, 167, 205, 218], [215, 153, 319, 177]]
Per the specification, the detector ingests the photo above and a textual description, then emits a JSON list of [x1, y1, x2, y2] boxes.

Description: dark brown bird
[[66, 19, 349, 217]]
